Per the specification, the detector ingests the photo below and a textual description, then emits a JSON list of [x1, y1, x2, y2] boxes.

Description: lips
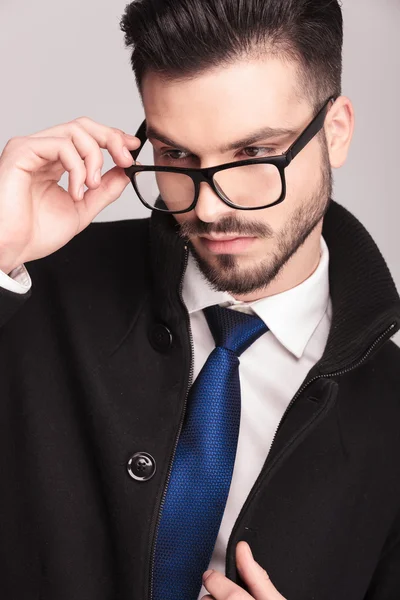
[[199, 235, 256, 254], [201, 235, 242, 242]]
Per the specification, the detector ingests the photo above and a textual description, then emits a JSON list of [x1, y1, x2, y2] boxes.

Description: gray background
[[1, 0, 399, 345]]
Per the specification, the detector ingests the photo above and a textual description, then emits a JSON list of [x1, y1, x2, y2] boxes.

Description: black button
[[127, 452, 156, 481], [149, 324, 173, 353]]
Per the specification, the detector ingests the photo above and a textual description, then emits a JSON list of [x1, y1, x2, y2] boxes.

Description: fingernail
[[246, 543, 253, 559], [124, 133, 138, 140], [203, 569, 214, 581], [123, 147, 132, 160], [94, 169, 101, 184]]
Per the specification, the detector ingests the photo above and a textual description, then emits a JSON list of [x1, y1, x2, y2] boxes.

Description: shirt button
[[127, 452, 157, 481], [149, 324, 173, 353]]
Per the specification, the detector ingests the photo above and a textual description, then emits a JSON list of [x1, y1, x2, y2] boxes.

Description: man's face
[[141, 57, 332, 296]]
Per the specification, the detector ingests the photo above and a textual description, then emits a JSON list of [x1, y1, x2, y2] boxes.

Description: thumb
[[76, 165, 131, 230], [236, 542, 286, 600]]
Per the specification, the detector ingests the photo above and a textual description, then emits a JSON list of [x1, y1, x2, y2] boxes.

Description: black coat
[[1, 200, 400, 600]]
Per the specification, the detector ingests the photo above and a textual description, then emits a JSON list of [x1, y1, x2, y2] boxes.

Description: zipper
[[148, 245, 194, 600], [225, 320, 397, 575]]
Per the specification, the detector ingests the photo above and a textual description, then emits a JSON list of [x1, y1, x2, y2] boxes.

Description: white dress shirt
[[0, 236, 332, 600]]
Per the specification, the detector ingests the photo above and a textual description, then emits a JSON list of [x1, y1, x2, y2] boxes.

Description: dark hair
[[120, 0, 343, 115]]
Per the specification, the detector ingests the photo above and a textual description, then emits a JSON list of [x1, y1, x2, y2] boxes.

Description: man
[[0, 0, 399, 599]]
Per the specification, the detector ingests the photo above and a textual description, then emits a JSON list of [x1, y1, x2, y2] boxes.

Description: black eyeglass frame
[[124, 95, 337, 214]]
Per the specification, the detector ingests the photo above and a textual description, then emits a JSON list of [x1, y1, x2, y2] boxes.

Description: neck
[[232, 224, 323, 302]]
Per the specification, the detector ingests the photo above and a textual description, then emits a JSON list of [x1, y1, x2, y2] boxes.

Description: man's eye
[[159, 146, 279, 163], [242, 147, 277, 158], [161, 150, 190, 161]]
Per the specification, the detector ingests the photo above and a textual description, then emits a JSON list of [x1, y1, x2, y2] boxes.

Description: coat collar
[[149, 199, 400, 374]]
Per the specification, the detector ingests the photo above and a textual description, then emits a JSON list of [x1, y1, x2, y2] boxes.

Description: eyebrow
[[146, 124, 298, 154]]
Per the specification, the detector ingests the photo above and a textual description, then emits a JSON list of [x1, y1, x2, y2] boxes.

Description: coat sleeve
[[364, 513, 400, 599], [0, 282, 32, 328]]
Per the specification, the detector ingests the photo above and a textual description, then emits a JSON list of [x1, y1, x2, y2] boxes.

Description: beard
[[178, 139, 333, 296]]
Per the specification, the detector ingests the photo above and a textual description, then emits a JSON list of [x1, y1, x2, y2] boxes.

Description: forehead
[[141, 57, 309, 152]]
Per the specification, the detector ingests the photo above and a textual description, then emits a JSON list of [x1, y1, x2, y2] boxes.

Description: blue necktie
[[153, 304, 269, 600]]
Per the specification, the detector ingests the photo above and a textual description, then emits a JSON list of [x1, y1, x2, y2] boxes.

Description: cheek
[[254, 204, 289, 235], [284, 164, 304, 200], [173, 215, 184, 227], [173, 212, 203, 241], [173, 213, 194, 229], [285, 144, 321, 197]]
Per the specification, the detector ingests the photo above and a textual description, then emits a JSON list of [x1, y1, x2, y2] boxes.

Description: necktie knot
[[203, 304, 269, 357]]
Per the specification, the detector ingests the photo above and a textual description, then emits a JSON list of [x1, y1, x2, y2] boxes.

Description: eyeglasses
[[124, 95, 336, 214]]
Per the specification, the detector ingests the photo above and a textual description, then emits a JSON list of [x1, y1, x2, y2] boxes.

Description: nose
[[194, 180, 236, 223]]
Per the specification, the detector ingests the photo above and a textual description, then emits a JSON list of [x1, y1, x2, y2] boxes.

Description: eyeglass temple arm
[[285, 96, 337, 164], [128, 120, 148, 161]]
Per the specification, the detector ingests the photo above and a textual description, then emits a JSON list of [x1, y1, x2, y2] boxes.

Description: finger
[[14, 136, 86, 202], [30, 118, 140, 189], [236, 542, 286, 600], [74, 165, 131, 229], [65, 118, 141, 165], [74, 118, 141, 167], [202, 568, 253, 599], [31, 122, 104, 191]]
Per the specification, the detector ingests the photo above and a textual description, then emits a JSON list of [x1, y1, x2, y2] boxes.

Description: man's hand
[[201, 541, 286, 600], [0, 118, 140, 274]]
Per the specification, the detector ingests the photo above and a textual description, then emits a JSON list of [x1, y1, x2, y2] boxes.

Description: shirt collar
[[182, 236, 330, 359]]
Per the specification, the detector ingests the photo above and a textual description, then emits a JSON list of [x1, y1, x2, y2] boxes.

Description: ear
[[324, 96, 355, 169]]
